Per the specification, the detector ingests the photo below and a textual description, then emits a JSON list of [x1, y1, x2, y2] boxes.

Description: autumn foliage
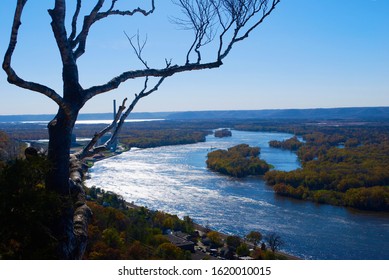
[[265, 126, 389, 211], [206, 144, 271, 177]]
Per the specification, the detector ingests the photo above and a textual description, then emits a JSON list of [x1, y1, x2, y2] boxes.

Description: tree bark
[[46, 108, 76, 259], [46, 102, 91, 259]]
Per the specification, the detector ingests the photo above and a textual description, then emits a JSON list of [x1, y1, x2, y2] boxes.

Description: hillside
[[1, 107, 388, 122], [166, 107, 389, 120]]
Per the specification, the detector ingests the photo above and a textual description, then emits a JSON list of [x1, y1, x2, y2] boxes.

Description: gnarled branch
[[68, 0, 82, 42], [76, 98, 127, 159], [82, 60, 222, 102], [78, 76, 166, 160], [71, 0, 155, 60], [219, 0, 280, 60], [107, 76, 166, 147], [172, 0, 218, 64], [173, 0, 280, 61], [2, 0, 66, 111], [124, 31, 149, 69], [48, 0, 77, 66]]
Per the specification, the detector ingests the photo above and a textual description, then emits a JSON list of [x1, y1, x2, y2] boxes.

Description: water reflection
[[86, 130, 389, 259]]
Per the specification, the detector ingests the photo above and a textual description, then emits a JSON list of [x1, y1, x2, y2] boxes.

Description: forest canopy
[[264, 125, 389, 212], [206, 144, 271, 178]]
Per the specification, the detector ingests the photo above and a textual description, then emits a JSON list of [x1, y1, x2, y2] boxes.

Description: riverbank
[[87, 189, 299, 260], [189, 217, 300, 260]]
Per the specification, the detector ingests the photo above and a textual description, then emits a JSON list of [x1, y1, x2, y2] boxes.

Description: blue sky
[[0, 0, 388, 115]]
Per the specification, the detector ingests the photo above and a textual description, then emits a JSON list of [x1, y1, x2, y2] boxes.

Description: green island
[[269, 136, 303, 151], [206, 144, 271, 178]]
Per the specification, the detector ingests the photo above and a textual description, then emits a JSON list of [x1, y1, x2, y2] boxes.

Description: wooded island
[[206, 144, 271, 178]]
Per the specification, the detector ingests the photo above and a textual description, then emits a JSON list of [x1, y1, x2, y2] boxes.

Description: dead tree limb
[[76, 98, 127, 159], [2, 0, 66, 111]]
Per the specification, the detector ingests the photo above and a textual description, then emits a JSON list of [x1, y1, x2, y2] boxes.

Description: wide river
[[86, 130, 389, 259]]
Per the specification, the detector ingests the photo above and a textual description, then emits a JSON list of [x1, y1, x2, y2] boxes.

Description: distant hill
[[166, 107, 389, 121], [0, 107, 388, 122]]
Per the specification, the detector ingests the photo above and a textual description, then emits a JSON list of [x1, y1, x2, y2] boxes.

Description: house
[[165, 231, 195, 253]]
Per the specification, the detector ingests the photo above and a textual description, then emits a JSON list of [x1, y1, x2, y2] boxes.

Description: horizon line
[[1, 106, 388, 117]]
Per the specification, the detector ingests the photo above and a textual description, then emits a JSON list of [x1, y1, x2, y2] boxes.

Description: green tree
[[156, 243, 185, 260], [246, 231, 263, 248], [226, 235, 241, 250], [207, 231, 223, 248], [102, 228, 124, 249], [236, 243, 250, 257]]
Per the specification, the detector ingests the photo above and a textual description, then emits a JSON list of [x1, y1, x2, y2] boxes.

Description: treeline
[[265, 125, 389, 212], [206, 144, 271, 178], [119, 129, 208, 149], [0, 121, 212, 150]]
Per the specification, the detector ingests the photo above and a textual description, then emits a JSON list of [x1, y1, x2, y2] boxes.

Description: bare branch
[[76, 98, 127, 159], [106, 76, 166, 148], [219, 0, 280, 60], [235, 0, 280, 43], [107, 0, 118, 13], [82, 60, 222, 102], [71, 0, 105, 59], [172, 0, 218, 64], [2, 0, 66, 110], [71, 0, 155, 60], [48, 0, 75, 66], [96, 1, 155, 19], [124, 31, 149, 69], [69, 0, 82, 42], [171, 1, 280, 64], [78, 76, 166, 159]]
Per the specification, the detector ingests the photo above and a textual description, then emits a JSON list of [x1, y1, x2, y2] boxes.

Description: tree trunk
[[47, 108, 75, 195], [46, 106, 91, 259]]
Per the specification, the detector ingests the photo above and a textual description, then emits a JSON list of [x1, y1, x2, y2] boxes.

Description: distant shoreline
[[1, 106, 389, 122]]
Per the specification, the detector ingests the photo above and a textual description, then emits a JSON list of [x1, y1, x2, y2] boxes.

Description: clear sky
[[0, 0, 388, 115]]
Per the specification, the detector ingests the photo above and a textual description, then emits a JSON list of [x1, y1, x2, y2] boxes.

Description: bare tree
[[3, 0, 280, 259], [267, 232, 284, 253]]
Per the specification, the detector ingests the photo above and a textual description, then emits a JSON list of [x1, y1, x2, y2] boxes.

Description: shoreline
[[121, 199, 302, 260]]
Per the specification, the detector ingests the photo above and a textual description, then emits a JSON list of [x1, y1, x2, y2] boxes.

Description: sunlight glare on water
[[86, 130, 389, 260]]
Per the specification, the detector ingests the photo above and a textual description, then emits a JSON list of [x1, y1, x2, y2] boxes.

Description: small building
[[165, 232, 195, 253]]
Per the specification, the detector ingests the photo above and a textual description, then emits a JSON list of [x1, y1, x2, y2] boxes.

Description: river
[[86, 130, 389, 260]]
